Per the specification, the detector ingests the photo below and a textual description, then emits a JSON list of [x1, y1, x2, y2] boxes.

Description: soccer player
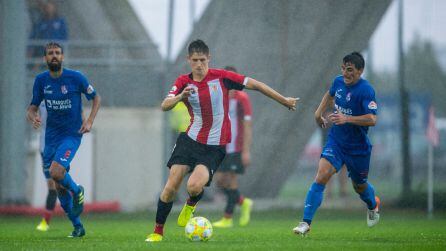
[[146, 39, 298, 242], [293, 52, 380, 235], [27, 42, 101, 237], [213, 66, 254, 228]]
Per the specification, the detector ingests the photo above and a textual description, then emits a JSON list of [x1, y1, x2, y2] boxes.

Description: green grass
[[0, 209, 445, 250]]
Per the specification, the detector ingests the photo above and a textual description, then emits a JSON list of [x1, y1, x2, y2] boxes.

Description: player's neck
[[49, 68, 63, 78], [192, 70, 208, 82]]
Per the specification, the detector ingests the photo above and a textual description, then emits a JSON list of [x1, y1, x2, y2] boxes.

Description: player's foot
[[72, 185, 85, 217], [177, 203, 196, 227], [367, 196, 380, 227], [36, 218, 49, 232], [293, 222, 310, 235], [213, 217, 233, 228], [239, 198, 253, 226], [68, 225, 85, 238], [145, 233, 163, 242]]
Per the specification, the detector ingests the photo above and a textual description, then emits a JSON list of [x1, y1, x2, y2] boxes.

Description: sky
[[129, 0, 446, 71]]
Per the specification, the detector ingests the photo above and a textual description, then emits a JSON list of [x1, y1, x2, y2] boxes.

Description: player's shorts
[[218, 152, 245, 174], [321, 138, 371, 184], [167, 132, 226, 186], [42, 136, 81, 176]]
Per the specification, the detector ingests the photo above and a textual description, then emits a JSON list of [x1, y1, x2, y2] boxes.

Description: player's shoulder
[[333, 75, 344, 84], [176, 73, 191, 84], [63, 68, 86, 78], [209, 68, 227, 78], [358, 78, 375, 94]]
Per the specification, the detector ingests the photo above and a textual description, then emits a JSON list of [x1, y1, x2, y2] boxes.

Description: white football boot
[[367, 196, 380, 227], [293, 222, 310, 235]]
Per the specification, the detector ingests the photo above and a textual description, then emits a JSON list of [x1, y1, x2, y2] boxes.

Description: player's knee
[[49, 166, 65, 181], [187, 181, 204, 196]]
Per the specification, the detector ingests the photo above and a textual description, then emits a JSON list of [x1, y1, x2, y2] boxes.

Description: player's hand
[[31, 116, 42, 129], [315, 115, 328, 128], [284, 97, 299, 111], [181, 86, 195, 100], [79, 119, 93, 134], [328, 108, 348, 125], [242, 151, 251, 167]]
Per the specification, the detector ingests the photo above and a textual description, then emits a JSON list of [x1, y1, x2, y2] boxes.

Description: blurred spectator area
[[25, 0, 165, 107]]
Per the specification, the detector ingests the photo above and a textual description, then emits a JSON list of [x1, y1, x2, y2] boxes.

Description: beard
[[47, 60, 62, 72]]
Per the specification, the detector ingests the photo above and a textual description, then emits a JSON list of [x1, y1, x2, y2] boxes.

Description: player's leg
[[50, 137, 83, 217], [213, 172, 234, 228], [55, 182, 85, 237], [147, 164, 189, 242], [347, 154, 380, 227], [37, 161, 57, 231], [177, 164, 209, 227]]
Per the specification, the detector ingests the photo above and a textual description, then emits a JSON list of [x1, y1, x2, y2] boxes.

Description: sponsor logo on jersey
[[46, 99, 72, 110], [61, 85, 68, 94], [87, 84, 95, 94], [44, 85, 53, 94], [334, 104, 352, 115], [368, 101, 377, 110]]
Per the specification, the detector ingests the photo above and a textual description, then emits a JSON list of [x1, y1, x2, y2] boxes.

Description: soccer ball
[[184, 216, 213, 242]]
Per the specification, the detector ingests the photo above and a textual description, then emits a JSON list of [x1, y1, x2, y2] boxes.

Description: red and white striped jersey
[[226, 91, 252, 153], [167, 68, 248, 145]]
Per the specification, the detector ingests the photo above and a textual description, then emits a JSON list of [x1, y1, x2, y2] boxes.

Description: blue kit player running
[[293, 52, 380, 235], [27, 42, 101, 238]]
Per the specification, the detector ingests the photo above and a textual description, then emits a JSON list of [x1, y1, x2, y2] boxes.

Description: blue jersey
[[30, 68, 96, 145], [328, 76, 377, 155]]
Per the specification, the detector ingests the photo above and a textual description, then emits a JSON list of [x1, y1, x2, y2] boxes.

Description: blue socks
[[359, 182, 376, 210], [303, 182, 326, 225], [59, 172, 80, 195], [58, 190, 82, 227]]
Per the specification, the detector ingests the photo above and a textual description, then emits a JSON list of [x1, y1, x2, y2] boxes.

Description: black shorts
[[167, 133, 226, 186], [218, 152, 245, 174]]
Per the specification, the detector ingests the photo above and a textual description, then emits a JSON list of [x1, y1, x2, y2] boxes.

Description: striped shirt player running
[[146, 39, 299, 242], [213, 66, 254, 228]]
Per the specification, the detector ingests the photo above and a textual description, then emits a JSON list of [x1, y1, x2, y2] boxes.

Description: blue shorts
[[320, 139, 371, 184], [42, 136, 80, 178]]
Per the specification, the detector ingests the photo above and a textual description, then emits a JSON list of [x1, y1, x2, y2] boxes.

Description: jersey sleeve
[[240, 92, 253, 121], [78, 72, 97, 100], [222, 70, 248, 90], [167, 76, 187, 97], [361, 87, 378, 115], [30, 77, 44, 106]]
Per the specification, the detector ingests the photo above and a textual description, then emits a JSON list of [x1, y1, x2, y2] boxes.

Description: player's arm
[[27, 105, 41, 129], [161, 86, 194, 111], [314, 91, 334, 128], [245, 78, 298, 110], [79, 94, 101, 134], [242, 119, 252, 167], [329, 111, 376, 127]]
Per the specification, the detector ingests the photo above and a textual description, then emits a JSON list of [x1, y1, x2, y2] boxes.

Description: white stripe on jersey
[[206, 79, 224, 145], [226, 99, 238, 153], [187, 84, 202, 141]]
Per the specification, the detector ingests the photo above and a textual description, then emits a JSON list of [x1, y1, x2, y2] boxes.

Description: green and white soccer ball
[[185, 216, 213, 242]]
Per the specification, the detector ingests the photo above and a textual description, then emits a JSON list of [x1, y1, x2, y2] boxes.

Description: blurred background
[[1, 0, 445, 215]]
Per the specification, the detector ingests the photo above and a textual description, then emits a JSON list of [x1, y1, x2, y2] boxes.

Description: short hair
[[44, 42, 63, 56], [188, 39, 209, 56], [224, 66, 238, 73], [343, 52, 365, 70]]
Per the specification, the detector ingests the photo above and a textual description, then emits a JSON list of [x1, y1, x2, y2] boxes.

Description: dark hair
[[188, 39, 209, 56], [44, 41, 63, 55], [224, 66, 238, 73], [343, 52, 364, 70]]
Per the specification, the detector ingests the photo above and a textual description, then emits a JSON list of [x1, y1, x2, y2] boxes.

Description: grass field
[[1, 209, 445, 251]]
